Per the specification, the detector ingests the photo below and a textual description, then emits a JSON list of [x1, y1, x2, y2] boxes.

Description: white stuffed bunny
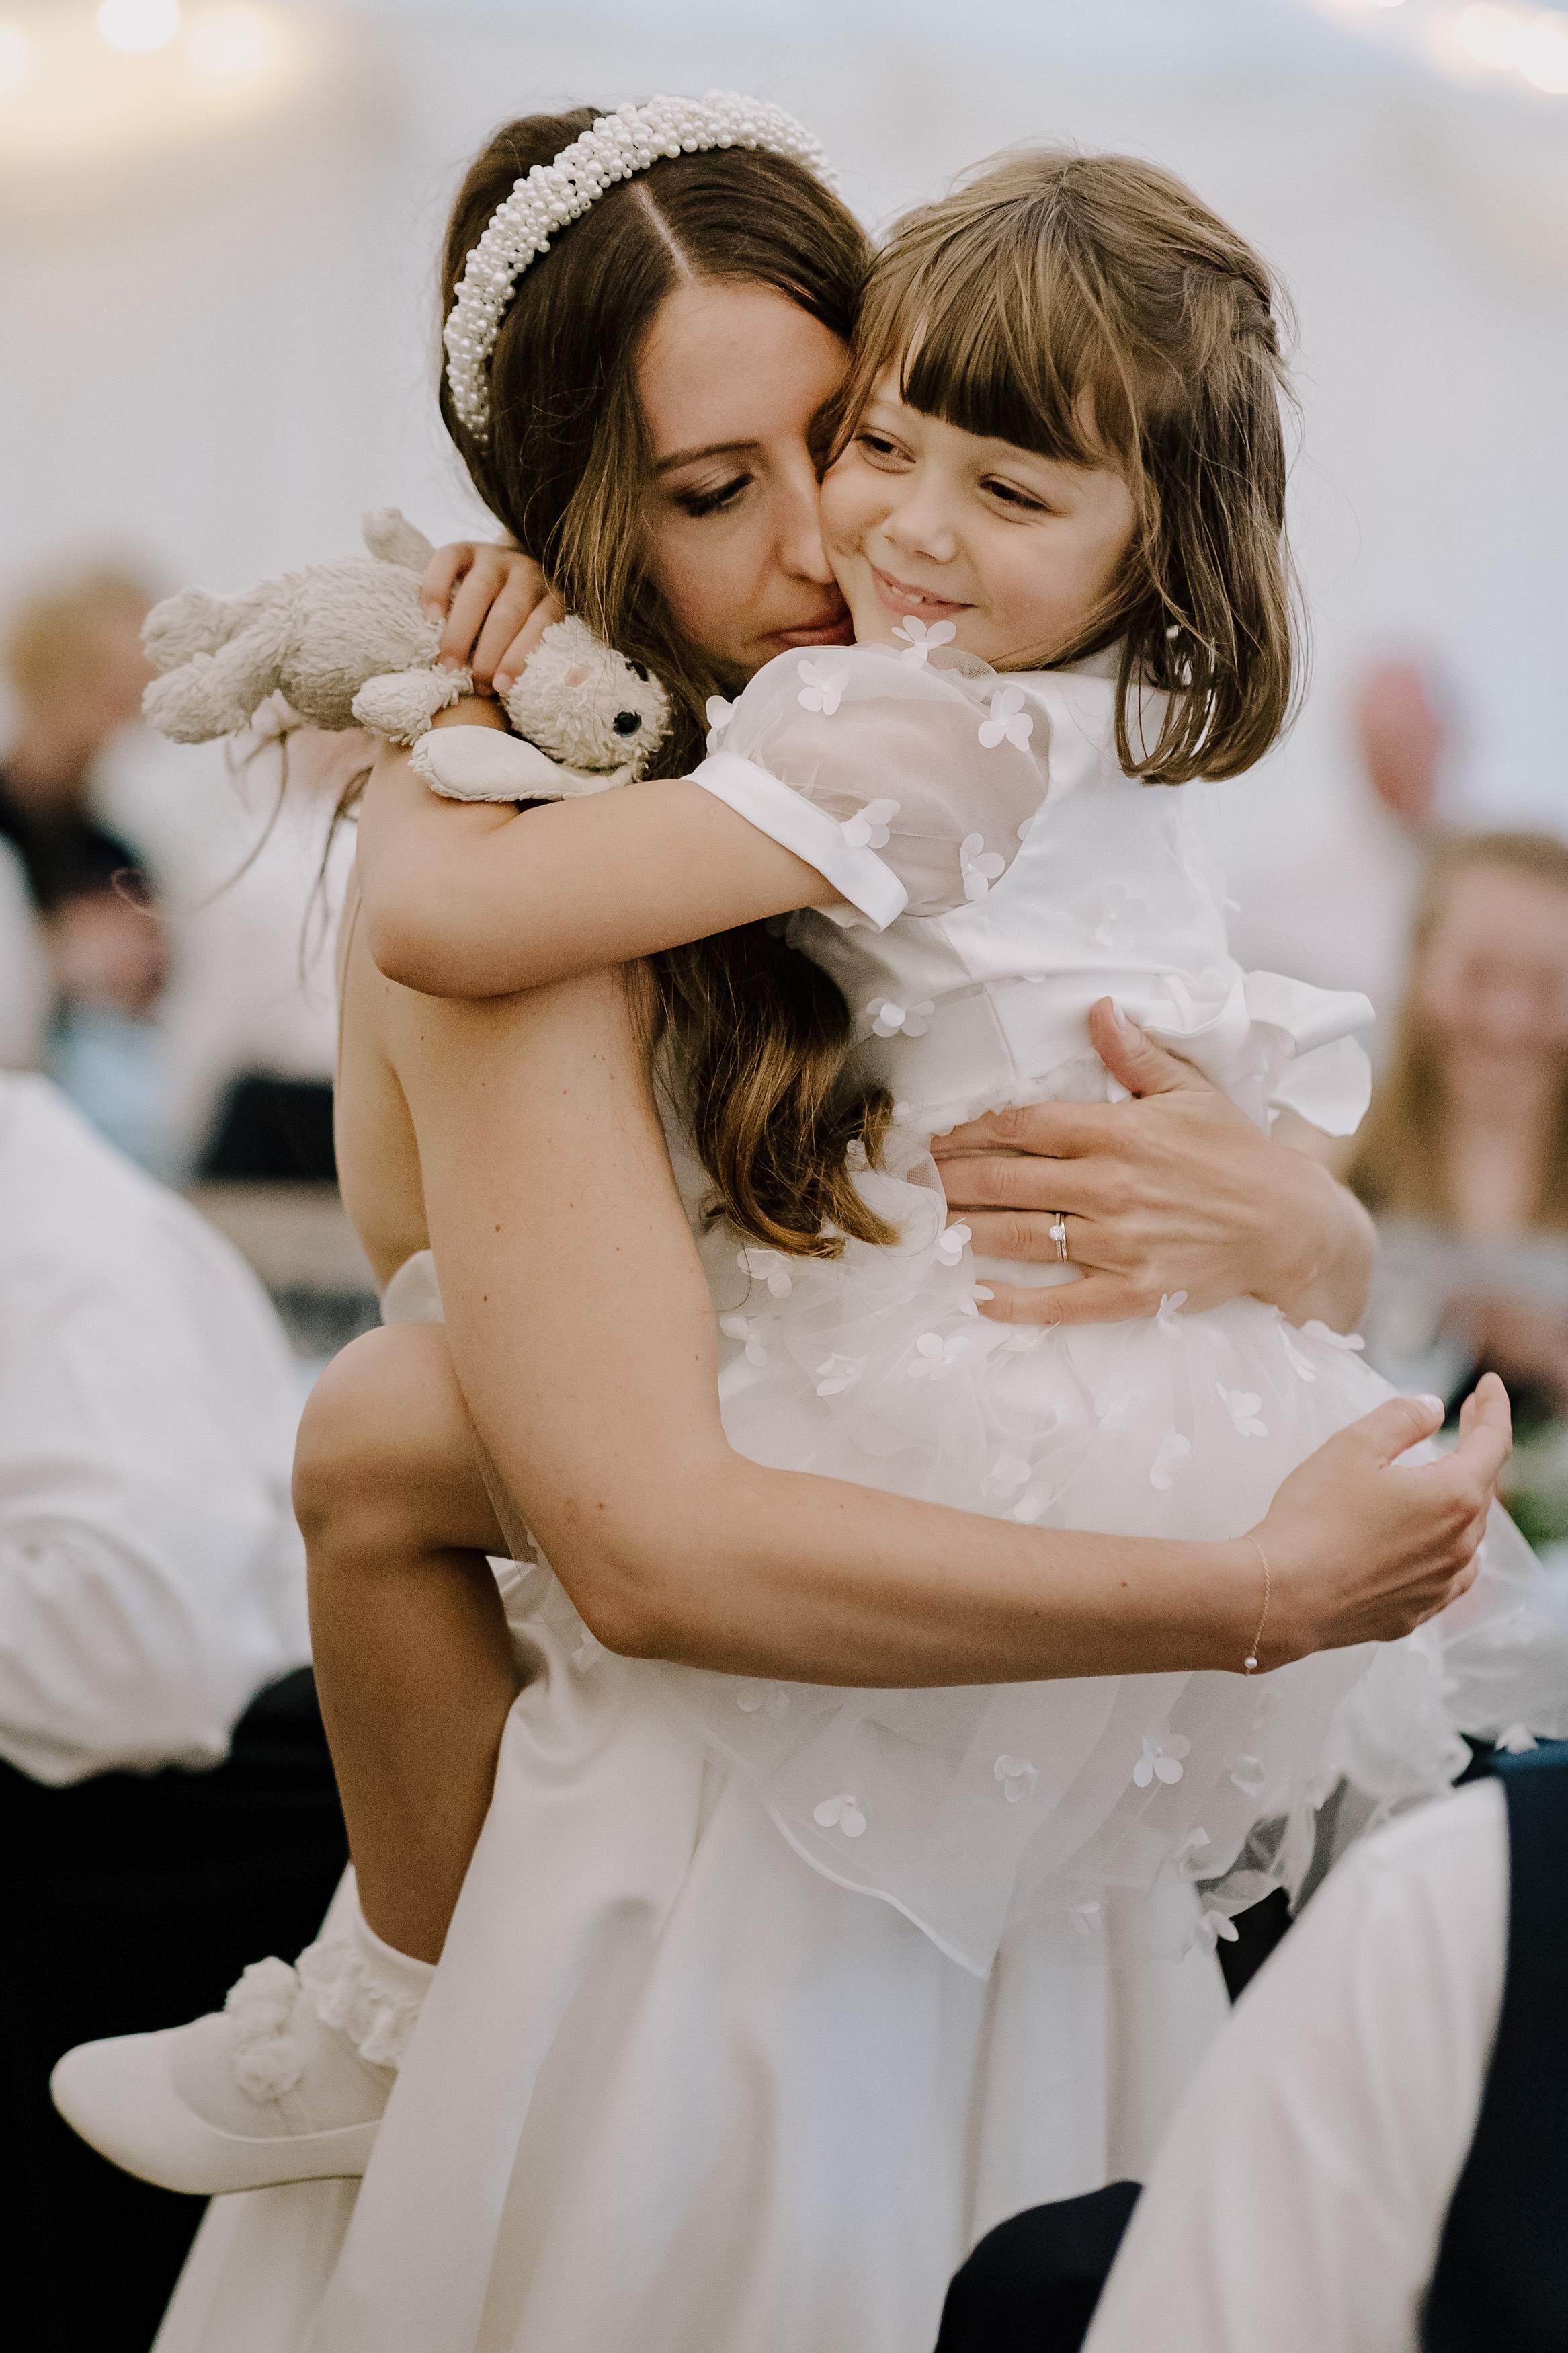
[[140, 510, 671, 803]]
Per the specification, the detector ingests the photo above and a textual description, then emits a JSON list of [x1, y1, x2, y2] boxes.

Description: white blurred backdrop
[[1, 0, 1565, 1019]]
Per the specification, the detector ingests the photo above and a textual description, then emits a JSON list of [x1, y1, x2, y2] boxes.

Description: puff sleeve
[[692, 645, 1050, 926]]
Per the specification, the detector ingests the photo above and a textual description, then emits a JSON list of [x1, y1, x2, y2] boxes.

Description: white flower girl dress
[[156, 642, 1566, 2353]]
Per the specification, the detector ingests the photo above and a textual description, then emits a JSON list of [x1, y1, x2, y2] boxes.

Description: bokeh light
[[96, 0, 181, 54], [0, 19, 30, 93]]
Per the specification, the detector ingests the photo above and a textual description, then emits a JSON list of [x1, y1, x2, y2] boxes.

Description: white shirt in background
[[0, 1072, 310, 1784], [1083, 1780, 1507, 2353], [0, 836, 52, 1072]]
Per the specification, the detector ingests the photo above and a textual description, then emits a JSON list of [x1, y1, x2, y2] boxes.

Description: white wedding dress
[[156, 643, 1567, 2353]]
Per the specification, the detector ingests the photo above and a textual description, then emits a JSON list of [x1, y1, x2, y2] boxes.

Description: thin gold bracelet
[[1243, 1536, 1271, 1673]]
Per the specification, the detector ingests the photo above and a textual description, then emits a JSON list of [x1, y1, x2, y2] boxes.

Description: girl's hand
[[419, 541, 565, 697], [1248, 1374, 1512, 1667]]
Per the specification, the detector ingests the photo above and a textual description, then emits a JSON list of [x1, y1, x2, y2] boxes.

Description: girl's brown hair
[[1346, 831, 1568, 1230], [441, 110, 893, 1257], [832, 149, 1301, 783]]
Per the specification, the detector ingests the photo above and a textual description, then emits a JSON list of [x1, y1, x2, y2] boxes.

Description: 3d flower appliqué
[[982, 1451, 1032, 1499], [841, 797, 900, 849], [1172, 1825, 1212, 1870], [934, 1220, 972, 1267], [960, 833, 1005, 901], [1217, 1384, 1268, 1437], [737, 1246, 793, 1298], [1190, 1910, 1240, 1956], [814, 1353, 861, 1397], [813, 1792, 866, 1838], [908, 1330, 970, 1380], [978, 686, 1034, 750], [1229, 1754, 1268, 1797], [1497, 1724, 1539, 1753], [893, 615, 957, 667], [994, 1753, 1038, 1804], [797, 657, 849, 715], [1299, 1320, 1366, 1353], [1277, 1319, 1319, 1382], [1156, 1291, 1188, 1338], [1093, 881, 1149, 949], [868, 997, 934, 1039], [1149, 1429, 1192, 1491], [704, 694, 736, 746], [720, 1311, 774, 1367], [736, 1681, 791, 1719], [1133, 1734, 1190, 1788]]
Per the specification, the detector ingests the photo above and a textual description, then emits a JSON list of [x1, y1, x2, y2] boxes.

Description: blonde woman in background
[[1350, 832, 1568, 1545]]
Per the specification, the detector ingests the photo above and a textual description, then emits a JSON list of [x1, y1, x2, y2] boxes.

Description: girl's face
[[636, 281, 855, 682], [821, 369, 1138, 670], [1415, 864, 1568, 1084]]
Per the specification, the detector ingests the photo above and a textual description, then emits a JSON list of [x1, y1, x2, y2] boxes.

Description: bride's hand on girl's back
[[420, 539, 563, 697], [1250, 1374, 1511, 1666]]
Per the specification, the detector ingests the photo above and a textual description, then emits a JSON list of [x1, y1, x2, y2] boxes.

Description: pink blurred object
[[1355, 660, 1451, 829]]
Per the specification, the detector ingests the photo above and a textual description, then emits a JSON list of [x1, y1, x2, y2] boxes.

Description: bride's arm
[[388, 963, 1503, 1686]]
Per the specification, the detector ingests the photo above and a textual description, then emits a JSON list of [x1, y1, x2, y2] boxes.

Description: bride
[[81, 99, 1518, 2353]]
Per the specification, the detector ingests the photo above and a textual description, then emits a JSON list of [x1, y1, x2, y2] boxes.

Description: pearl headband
[[444, 92, 838, 442]]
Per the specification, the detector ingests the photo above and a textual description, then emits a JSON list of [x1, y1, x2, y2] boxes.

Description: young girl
[[59, 111, 1536, 2353]]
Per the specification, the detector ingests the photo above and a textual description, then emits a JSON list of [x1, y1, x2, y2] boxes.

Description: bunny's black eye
[[613, 710, 642, 736], [626, 661, 649, 682]]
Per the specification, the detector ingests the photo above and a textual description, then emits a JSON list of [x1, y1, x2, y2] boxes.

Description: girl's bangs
[[889, 247, 1126, 475]]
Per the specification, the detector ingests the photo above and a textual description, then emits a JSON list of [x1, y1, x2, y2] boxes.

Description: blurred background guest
[[0, 569, 173, 1173], [0, 564, 355, 1190], [151, 719, 360, 1186], [1348, 832, 1568, 1550], [0, 1067, 344, 2353]]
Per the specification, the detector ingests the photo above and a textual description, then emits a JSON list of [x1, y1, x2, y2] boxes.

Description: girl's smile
[[868, 562, 971, 625]]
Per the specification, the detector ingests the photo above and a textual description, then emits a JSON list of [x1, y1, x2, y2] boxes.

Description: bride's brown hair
[[440, 109, 894, 1258]]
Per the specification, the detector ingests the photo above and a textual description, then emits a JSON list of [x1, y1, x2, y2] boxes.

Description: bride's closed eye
[[673, 473, 753, 520]]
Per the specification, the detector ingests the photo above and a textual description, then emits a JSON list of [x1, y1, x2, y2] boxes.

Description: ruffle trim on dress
[[902, 968, 1375, 1145], [296, 1931, 423, 2071]]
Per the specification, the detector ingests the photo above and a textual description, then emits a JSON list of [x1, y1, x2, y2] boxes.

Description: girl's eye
[[856, 431, 904, 463], [676, 474, 751, 520], [983, 478, 1050, 514]]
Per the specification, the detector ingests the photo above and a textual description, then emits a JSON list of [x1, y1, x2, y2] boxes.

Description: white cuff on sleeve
[[693, 753, 909, 931]]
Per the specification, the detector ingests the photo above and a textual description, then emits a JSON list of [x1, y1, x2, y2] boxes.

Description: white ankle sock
[[295, 1899, 436, 2071]]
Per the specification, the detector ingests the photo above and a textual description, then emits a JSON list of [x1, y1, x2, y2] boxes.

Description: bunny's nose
[[613, 711, 643, 736]]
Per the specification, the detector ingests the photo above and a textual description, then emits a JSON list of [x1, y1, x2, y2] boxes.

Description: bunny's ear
[[362, 508, 436, 573]]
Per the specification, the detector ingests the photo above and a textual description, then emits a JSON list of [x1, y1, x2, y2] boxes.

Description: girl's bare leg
[[294, 1322, 517, 1964]]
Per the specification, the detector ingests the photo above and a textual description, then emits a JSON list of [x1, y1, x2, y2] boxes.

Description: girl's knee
[[292, 1324, 464, 1550]]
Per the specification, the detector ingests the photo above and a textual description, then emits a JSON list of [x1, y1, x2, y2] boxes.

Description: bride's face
[[636, 281, 854, 682]]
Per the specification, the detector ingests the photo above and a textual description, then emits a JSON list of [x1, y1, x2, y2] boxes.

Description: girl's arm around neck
[[358, 713, 837, 1001]]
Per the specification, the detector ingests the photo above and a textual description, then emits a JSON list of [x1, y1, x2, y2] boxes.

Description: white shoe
[[51, 1956, 393, 2195]]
